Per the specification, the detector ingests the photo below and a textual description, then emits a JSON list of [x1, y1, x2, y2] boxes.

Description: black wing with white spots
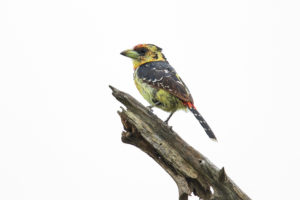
[[136, 61, 193, 103]]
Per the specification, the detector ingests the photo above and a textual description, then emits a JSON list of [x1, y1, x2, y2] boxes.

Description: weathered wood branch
[[110, 85, 251, 200]]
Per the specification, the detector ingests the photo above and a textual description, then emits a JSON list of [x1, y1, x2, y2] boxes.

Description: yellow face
[[121, 44, 167, 70]]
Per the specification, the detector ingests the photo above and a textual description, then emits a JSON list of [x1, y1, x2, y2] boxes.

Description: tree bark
[[110, 85, 251, 200]]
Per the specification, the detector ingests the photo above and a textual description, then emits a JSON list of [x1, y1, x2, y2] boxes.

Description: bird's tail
[[185, 102, 217, 141]]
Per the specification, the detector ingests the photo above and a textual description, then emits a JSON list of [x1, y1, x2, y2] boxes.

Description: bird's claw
[[147, 105, 154, 112], [163, 121, 173, 130]]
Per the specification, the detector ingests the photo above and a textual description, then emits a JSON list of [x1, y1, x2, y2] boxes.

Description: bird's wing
[[136, 61, 193, 103]]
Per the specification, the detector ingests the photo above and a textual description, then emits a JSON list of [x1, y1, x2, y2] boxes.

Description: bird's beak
[[120, 49, 140, 59]]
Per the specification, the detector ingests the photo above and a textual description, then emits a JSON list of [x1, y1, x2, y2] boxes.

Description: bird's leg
[[164, 111, 175, 124], [147, 101, 161, 112], [147, 104, 155, 110]]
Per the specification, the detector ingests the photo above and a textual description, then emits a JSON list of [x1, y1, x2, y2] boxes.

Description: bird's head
[[121, 44, 167, 69]]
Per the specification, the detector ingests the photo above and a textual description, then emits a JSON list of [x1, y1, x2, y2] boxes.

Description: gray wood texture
[[110, 86, 251, 200]]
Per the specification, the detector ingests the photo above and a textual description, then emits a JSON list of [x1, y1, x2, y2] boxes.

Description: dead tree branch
[[110, 85, 251, 200]]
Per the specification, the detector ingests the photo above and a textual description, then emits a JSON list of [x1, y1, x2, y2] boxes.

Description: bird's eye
[[137, 47, 148, 56]]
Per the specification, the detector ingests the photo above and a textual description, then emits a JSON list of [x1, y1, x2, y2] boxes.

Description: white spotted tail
[[186, 102, 217, 141]]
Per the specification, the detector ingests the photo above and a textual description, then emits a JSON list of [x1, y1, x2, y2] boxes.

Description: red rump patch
[[184, 102, 196, 109]]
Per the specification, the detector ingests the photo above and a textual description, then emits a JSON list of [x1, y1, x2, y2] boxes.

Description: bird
[[120, 44, 217, 141]]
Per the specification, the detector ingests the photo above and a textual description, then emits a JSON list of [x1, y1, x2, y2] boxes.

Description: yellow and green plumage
[[134, 62, 187, 112], [121, 44, 217, 141]]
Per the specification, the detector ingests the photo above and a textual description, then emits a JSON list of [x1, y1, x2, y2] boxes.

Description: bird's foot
[[147, 105, 154, 112], [163, 120, 173, 130]]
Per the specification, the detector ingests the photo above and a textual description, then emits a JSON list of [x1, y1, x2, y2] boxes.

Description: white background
[[0, 0, 299, 199]]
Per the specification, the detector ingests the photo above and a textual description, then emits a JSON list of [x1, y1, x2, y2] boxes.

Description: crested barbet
[[121, 44, 217, 141]]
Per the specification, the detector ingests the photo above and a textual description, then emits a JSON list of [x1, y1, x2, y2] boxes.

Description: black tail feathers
[[187, 105, 217, 141]]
